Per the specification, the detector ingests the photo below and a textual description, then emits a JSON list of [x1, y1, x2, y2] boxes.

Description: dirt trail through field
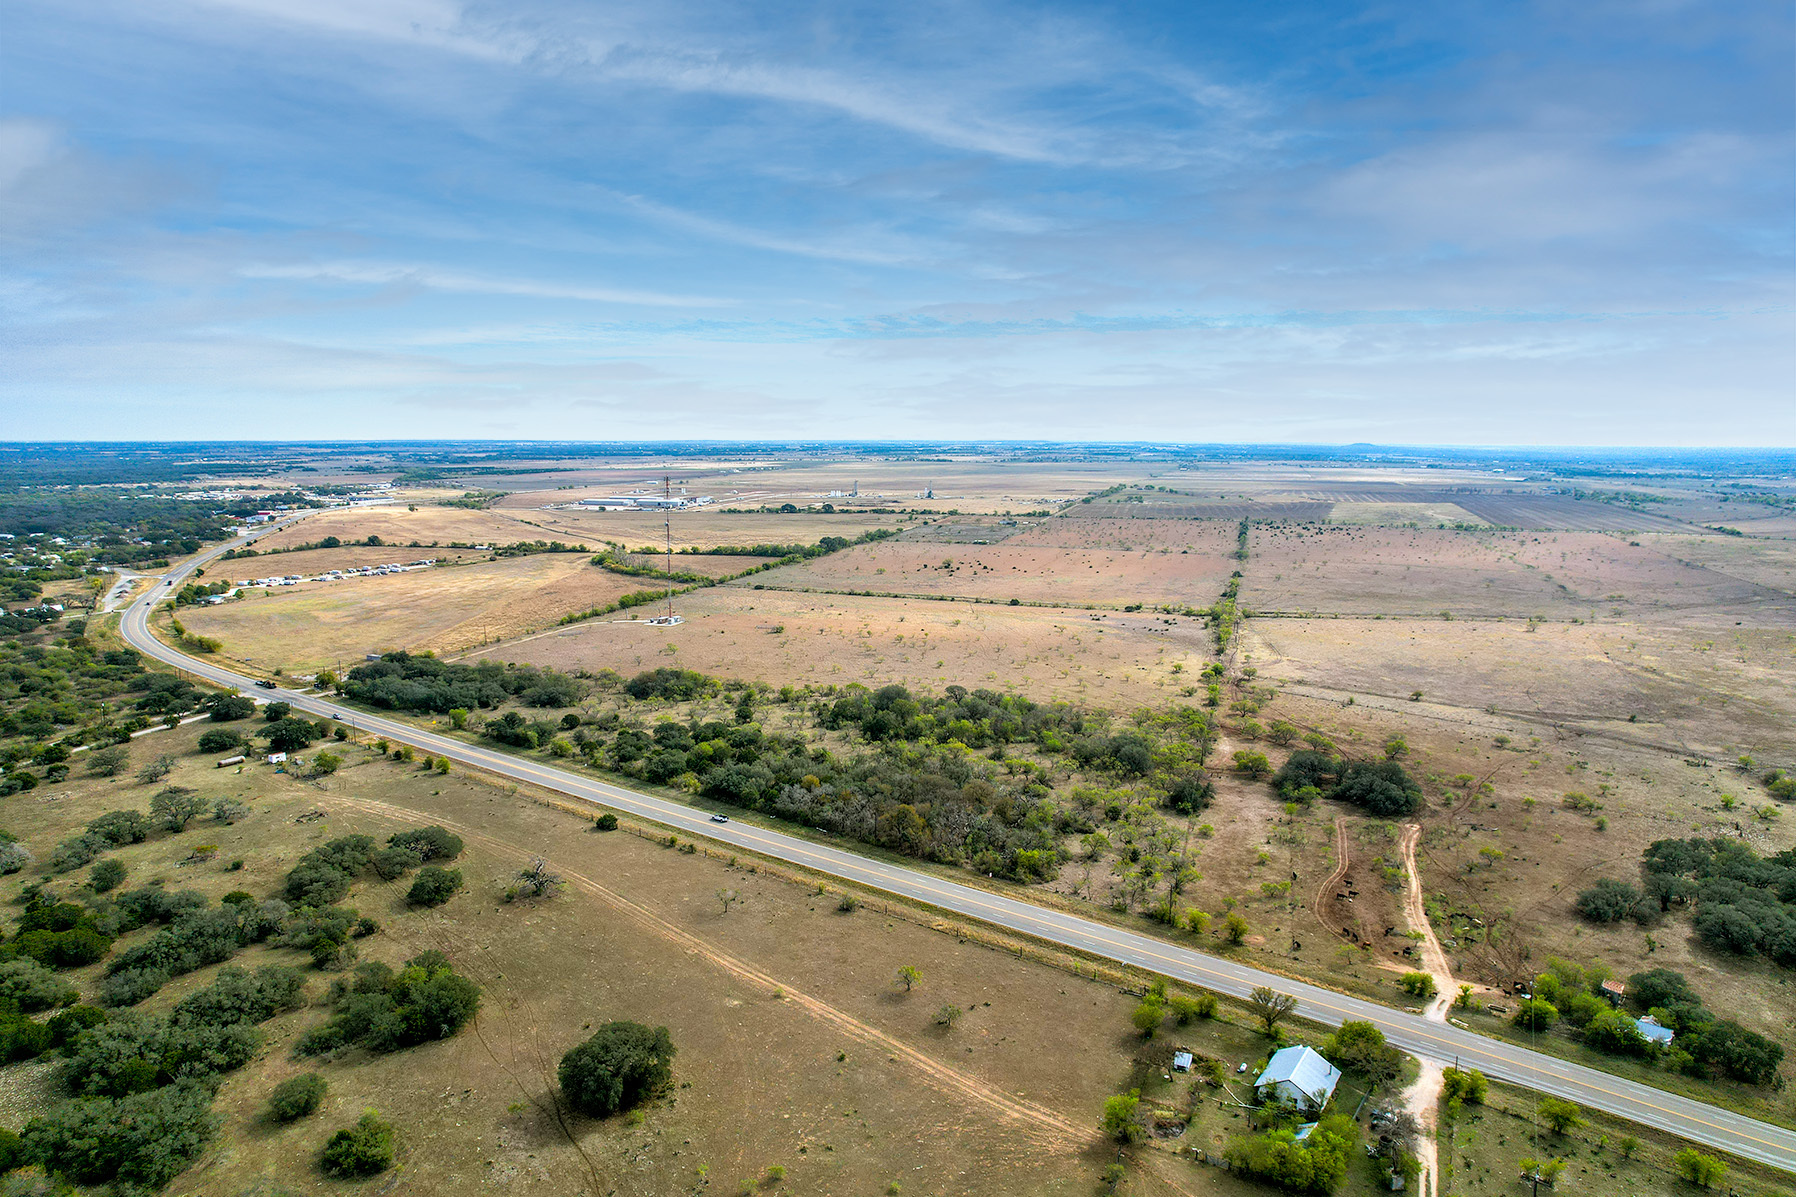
[[1397, 822, 1453, 1197], [1402, 1058, 1443, 1197], [322, 795, 1090, 1150], [1312, 817, 1349, 935], [1397, 823, 1455, 1020]]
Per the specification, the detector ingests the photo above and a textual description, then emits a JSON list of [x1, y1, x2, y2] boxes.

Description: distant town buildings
[[579, 493, 713, 510]]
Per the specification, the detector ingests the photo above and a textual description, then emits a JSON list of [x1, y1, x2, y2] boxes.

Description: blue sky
[[1, 1, 1790, 443]]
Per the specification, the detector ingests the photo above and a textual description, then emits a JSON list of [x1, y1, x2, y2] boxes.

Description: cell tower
[[645, 474, 684, 626]]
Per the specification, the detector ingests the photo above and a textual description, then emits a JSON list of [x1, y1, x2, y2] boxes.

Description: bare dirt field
[[250, 504, 570, 552], [1647, 534, 1796, 596], [521, 507, 902, 551], [765, 531, 1238, 608], [1242, 615, 1796, 757], [1243, 524, 1796, 623]]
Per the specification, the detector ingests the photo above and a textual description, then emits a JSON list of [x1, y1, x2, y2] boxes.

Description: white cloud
[[238, 260, 730, 307]]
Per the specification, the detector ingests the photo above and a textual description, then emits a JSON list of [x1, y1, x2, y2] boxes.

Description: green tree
[[1247, 986, 1297, 1037], [150, 786, 207, 831], [1324, 1021, 1401, 1081], [321, 1108, 395, 1177], [85, 746, 130, 776], [1440, 1067, 1487, 1104], [896, 965, 921, 992], [1399, 971, 1438, 999], [1131, 998, 1164, 1037], [197, 728, 244, 753], [1102, 1091, 1144, 1143], [1224, 912, 1249, 945], [406, 866, 462, 907], [1537, 1098, 1583, 1135], [137, 754, 175, 784], [264, 718, 316, 752], [558, 1022, 677, 1117], [1513, 998, 1558, 1032], [1233, 750, 1272, 778], [1673, 1148, 1726, 1188]]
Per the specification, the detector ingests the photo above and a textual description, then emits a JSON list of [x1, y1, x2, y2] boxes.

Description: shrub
[[151, 786, 207, 832], [1513, 998, 1558, 1032], [595, 813, 618, 831], [1440, 1067, 1487, 1104], [282, 835, 376, 907], [137, 754, 175, 784], [47, 1004, 106, 1048], [85, 746, 130, 776], [90, 858, 128, 893], [387, 825, 463, 861], [23, 1079, 219, 1189], [0, 840, 31, 874], [196, 728, 244, 754], [370, 845, 423, 880], [1575, 878, 1645, 923], [1333, 759, 1423, 815], [1399, 972, 1437, 999], [49, 927, 113, 968], [1674, 1147, 1727, 1188], [296, 952, 479, 1056], [1225, 1114, 1356, 1192], [267, 1072, 327, 1122], [0, 959, 79, 1011], [558, 1021, 678, 1117], [321, 1108, 396, 1177], [407, 866, 462, 907]]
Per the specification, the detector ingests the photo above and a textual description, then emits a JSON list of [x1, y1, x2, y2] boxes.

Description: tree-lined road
[[121, 528, 1796, 1173]]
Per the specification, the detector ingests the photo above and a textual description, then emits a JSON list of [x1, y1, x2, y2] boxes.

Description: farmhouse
[[1254, 1046, 1342, 1113]]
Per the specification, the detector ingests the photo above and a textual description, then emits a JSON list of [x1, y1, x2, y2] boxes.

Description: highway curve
[[119, 527, 1796, 1174]]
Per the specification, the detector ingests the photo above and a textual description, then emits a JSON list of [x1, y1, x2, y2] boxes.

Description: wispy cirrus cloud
[[2, 0, 1790, 442], [237, 260, 730, 307]]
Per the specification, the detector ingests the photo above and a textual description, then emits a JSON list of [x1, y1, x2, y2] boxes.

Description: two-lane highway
[[120, 528, 1796, 1173]]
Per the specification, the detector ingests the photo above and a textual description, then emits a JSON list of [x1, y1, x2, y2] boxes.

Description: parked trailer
[[215, 755, 245, 767]]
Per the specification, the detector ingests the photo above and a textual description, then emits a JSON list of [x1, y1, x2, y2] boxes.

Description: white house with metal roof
[[1254, 1046, 1342, 1113]]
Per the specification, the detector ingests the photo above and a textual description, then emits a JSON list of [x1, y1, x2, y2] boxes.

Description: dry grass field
[[483, 586, 1206, 706], [763, 529, 1238, 607], [248, 505, 556, 553], [510, 458, 1164, 515], [180, 554, 634, 670], [0, 723, 1530, 1197], [125, 453, 1796, 1137], [518, 507, 904, 551]]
